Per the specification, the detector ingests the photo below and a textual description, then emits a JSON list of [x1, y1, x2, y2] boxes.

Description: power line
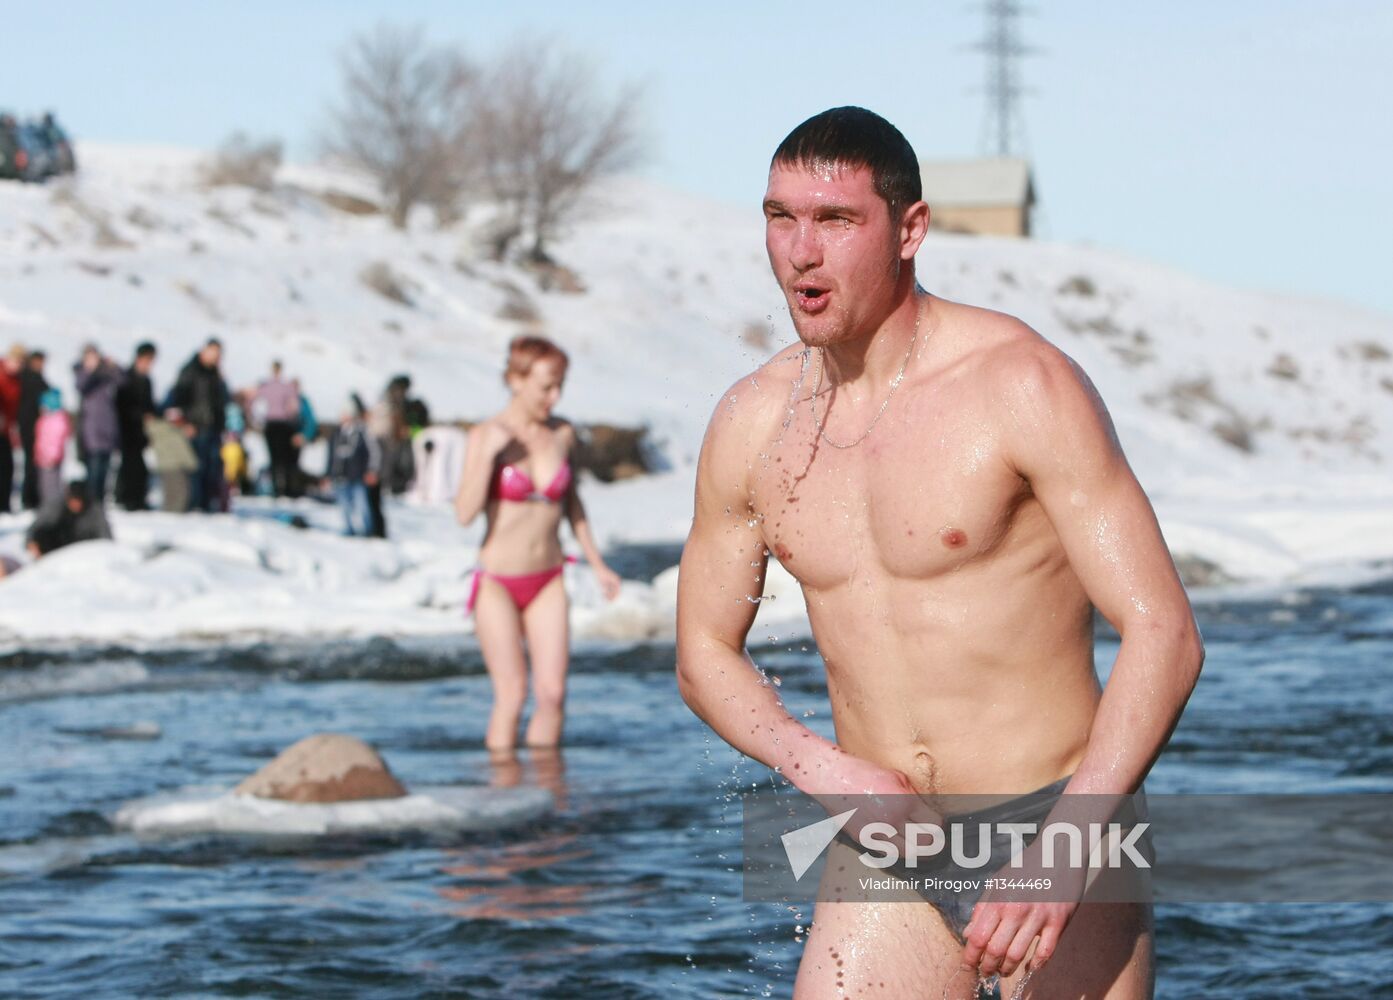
[[972, 0, 1037, 157]]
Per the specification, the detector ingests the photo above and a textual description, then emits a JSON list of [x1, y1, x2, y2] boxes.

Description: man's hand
[[364, 472, 379, 487], [959, 836, 1088, 978], [961, 899, 1078, 979], [802, 746, 920, 798], [799, 748, 944, 858]]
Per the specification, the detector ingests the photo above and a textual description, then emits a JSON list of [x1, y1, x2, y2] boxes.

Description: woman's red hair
[[504, 335, 569, 385]]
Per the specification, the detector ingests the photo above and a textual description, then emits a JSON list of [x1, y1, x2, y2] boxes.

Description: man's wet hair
[[771, 107, 922, 219]]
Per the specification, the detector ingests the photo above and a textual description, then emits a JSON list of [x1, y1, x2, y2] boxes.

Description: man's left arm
[[1006, 345, 1205, 797], [963, 342, 1206, 977]]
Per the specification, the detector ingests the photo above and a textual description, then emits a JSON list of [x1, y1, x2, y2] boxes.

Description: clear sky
[[7, 1, 1392, 318]]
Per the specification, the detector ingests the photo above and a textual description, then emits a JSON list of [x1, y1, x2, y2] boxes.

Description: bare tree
[[471, 38, 646, 263], [321, 24, 472, 228]]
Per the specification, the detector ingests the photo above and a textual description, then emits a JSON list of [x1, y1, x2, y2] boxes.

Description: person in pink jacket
[[33, 388, 70, 505]]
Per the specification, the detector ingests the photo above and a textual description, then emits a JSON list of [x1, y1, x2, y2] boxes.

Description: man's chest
[[749, 407, 1031, 590]]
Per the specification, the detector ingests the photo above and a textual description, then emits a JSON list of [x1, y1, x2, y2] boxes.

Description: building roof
[[919, 157, 1033, 208]]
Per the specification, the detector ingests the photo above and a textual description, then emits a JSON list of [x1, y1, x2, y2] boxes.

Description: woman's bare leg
[[474, 577, 529, 750], [521, 573, 569, 747]]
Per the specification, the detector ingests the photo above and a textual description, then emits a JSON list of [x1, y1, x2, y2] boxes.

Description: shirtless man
[[676, 107, 1204, 997]]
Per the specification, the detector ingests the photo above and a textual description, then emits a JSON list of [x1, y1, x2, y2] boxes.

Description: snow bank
[[113, 785, 553, 838], [0, 143, 1390, 649]]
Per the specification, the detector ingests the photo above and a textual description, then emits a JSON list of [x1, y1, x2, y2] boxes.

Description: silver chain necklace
[[810, 301, 926, 449]]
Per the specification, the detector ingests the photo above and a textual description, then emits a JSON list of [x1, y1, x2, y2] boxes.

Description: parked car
[[15, 123, 55, 180], [0, 111, 76, 182], [38, 113, 75, 174], [0, 114, 26, 181]]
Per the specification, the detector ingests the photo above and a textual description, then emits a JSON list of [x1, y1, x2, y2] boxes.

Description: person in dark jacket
[[0, 344, 23, 513], [114, 342, 158, 511], [18, 350, 49, 509], [73, 344, 122, 504], [169, 338, 229, 513], [324, 395, 380, 537], [26, 481, 113, 557]]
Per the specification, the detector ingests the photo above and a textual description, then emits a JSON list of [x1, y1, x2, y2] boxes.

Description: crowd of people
[[0, 336, 431, 564]]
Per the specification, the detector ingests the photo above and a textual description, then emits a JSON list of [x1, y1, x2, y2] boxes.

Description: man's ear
[[899, 200, 931, 260]]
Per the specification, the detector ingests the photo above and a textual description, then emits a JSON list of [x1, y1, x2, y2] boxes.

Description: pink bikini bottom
[[466, 556, 577, 614]]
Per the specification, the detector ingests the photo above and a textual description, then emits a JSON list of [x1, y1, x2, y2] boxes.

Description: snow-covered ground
[[0, 143, 1390, 650]]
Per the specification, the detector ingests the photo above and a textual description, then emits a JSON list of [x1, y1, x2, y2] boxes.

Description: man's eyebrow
[[762, 199, 790, 213], [815, 204, 860, 217]]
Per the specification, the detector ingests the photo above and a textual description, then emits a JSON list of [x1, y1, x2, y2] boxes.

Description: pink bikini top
[[491, 460, 572, 503]]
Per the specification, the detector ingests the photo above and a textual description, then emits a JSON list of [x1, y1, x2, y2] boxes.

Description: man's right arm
[[676, 399, 832, 785]]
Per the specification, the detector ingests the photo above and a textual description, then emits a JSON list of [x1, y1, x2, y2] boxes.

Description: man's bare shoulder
[[937, 298, 1094, 405], [703, 342, 810, 445], [694, 343, 808, 508], [951, 306, 1126, 483]]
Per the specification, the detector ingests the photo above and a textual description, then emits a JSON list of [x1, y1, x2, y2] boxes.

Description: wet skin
[[677, 164, 1204, 995]]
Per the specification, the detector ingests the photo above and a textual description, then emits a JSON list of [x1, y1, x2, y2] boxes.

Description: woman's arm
[[563, 425, 621, 599], [455, 423, 507, 526]]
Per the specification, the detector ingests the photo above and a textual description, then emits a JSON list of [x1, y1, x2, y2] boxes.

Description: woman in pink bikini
[[455, 335, 622, 749]]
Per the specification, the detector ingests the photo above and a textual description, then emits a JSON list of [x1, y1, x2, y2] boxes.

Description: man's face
[[201, 344, 222, 368], [763, 162, 905, 348], [29, 355, 44, 374], [135, 353, 155, 375]]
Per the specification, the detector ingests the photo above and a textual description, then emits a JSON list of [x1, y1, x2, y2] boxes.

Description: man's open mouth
[[793, 283, 831, 312]]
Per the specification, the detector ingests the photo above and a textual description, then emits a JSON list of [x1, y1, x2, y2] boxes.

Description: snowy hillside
[[3, 143, 1392, 480], [0, 142, 1391, 648]]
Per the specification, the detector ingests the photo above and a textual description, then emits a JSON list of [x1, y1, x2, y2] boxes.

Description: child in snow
[[146, 408, 197, 513], [33, 389, 71, 506], [324, 394, 380, 537]]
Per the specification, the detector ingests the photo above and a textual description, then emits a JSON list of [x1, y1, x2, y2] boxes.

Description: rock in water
[[235, 733, 407, 803]]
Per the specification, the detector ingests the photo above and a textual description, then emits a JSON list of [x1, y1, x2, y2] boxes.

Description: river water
[[2, 548, 1391, 997]]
